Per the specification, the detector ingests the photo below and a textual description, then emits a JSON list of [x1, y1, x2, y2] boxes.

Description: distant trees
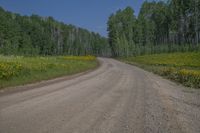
[[107, 7, 136, 57], [0, 7, 110, 56], [107, 0, 200, 57], [1, 0, 199, 58]]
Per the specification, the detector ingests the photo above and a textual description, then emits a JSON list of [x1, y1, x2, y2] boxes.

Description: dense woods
[[0, 7, 110, 56], [107, 0, 200, 57], [1, 0, 199, 57]]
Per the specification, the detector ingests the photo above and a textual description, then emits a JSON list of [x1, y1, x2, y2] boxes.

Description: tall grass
[[0, 55, 97, 89], [120, 52, 200, 88]]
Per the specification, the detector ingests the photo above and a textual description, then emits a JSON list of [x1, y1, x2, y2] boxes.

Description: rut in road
[[0, 58, 200, 133]]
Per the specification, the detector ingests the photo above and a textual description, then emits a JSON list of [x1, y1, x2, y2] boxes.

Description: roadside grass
[[119, 52, 200, 89], [0, 55, 97, 89]]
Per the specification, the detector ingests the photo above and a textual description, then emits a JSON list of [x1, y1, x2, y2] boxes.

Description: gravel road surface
[[0, 58, 200, 133]]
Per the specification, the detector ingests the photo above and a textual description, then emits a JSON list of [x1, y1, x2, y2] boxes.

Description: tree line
[[107, 0, 200, 57], [0, 7, 110, 56]]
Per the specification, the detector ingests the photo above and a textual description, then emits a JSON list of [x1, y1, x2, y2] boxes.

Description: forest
[[107, 0, 200, 57], [0, 0, 200, 58], [0, 7, 110, 56]]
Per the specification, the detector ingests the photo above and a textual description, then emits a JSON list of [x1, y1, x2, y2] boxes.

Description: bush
[[0, 62, 24, 79]]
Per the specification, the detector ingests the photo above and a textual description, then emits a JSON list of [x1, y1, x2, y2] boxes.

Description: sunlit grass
[[120, 52, 200, 88], [0, 55, 97, 89], [62, 55, 96, 61]]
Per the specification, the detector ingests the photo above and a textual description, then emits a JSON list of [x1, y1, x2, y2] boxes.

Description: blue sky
[[0, 0, 146, 37]]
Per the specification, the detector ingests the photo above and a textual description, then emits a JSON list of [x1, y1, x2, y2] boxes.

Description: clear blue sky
[[0, 0, 146, 37]]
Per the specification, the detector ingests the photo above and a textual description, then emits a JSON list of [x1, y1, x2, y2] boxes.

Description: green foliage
[[127, 52, 200, 67], [107, 0, 200, 57], [107, 7, 136, 57], [121, 52, 200, 88], [0, 7, 110, 56], [62, 55, 96, 61], [0, 55, 97, 88], [0, 62, 23, 79]]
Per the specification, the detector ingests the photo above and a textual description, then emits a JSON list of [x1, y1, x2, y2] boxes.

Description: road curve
[[0, 58, 200, 133]]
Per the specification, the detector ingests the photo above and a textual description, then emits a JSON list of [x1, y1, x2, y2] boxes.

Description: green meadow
[[0, 55, 97, 89], [120, 52, 200, 88]]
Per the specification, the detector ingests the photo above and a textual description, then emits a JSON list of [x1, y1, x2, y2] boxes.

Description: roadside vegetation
[[0, 7, 110, 56], [0, 0, 199, 90], [108, 0, 200, 89], [120, 52, 200, 89], [0, 55, 97, 89], [107, 0, 200, 57]]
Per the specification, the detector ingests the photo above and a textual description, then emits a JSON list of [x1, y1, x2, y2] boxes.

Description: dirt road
[[0, 58, 200, 133]]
